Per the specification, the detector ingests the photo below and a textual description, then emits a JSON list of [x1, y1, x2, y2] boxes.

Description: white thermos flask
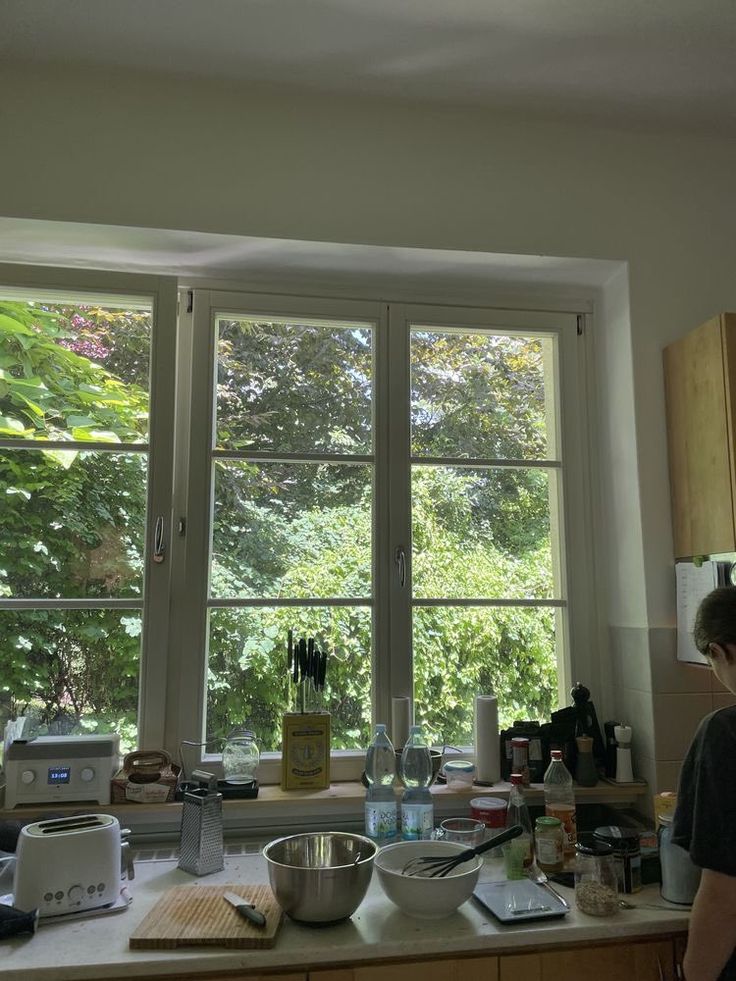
[[614, 724, 634, 783]]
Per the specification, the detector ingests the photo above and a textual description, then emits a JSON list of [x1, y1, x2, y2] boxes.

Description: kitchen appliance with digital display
[[4, 734, 120, 808]]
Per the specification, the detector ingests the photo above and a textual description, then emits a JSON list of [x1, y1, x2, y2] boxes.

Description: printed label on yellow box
[[281, 712, 331, 790]]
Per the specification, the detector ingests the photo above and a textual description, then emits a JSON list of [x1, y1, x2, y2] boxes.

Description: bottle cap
[[510, 772, 523, 785], [375, 724, 386, 733], [536, 816, 561, 828], [551, 749, 563, 760], [511, 737, 529, 746]]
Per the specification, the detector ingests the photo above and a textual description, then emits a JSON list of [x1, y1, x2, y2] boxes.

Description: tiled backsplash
[[134, 840, 265, 863], [610, 624, 727, 804]]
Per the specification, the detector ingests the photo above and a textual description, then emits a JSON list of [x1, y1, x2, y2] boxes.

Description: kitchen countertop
[[1, 849, 690, 981]]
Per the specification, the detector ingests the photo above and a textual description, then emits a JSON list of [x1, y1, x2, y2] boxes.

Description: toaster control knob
[[68, 885, 84, 903], [21, 769, 35, 785], [80, 767, 95, 782]]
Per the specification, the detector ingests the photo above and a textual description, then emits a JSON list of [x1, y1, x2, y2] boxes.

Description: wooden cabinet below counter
[[310, 937, 683, 981], [499, 939, 677, 980], [311, 958, 498, 981]]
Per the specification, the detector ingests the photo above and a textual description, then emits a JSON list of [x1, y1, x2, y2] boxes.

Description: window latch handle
[[153, 515, 166, 564], [395, 546, 406, 588]]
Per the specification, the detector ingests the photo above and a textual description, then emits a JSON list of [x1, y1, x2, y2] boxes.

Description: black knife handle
[[238, 904, 267, 928]]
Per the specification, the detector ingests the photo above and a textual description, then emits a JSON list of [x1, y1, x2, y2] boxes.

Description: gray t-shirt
[[673, 705, 736, 979]]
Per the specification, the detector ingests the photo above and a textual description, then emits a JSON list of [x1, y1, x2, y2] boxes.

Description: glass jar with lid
[[222, 728, 260, 784], [535, 816, 564, 872], [574, 837, 619, 916]]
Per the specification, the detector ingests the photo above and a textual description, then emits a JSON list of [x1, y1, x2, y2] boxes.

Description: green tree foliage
[[207, 320, 557, 750], [0, 301, 148, 741], [1, 305, 558, 754]]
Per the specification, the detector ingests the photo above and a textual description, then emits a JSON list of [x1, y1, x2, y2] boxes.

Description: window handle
[[153, 515, 166, 564], [395, 546, 406, 588]]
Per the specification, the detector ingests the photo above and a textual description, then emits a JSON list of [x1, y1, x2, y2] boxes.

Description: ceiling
[[3, 0, 736, 131]]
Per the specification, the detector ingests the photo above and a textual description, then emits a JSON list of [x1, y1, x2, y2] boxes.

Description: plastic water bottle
[[399, 725, 434, 840], [364, 724, 397, 840], [544, 749, 577, 856]]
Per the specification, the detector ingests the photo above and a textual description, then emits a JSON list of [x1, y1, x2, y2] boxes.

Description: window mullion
[[386, 304, 413, 714], [164, 290, 216, 757], [372, 304, 390, 730], [137, 278, 178, 750]]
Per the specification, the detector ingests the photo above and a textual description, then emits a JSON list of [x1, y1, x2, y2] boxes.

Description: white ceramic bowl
[[374, 839, 482, 919]]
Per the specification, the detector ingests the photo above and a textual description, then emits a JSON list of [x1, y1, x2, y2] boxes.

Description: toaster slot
[[39, 815, 107, 834]]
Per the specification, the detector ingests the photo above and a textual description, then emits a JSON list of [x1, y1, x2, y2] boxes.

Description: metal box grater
[[177, 771, 224, 876]]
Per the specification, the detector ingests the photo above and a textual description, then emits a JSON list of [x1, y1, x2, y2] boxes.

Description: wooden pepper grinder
[[575, 735, 598, 786]]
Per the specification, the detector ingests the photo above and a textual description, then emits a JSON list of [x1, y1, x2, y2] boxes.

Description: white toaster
[[14, 814, 123, 916]]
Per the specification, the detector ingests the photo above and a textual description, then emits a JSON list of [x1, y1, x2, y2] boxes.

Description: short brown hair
[[693, 586, 736, 655]]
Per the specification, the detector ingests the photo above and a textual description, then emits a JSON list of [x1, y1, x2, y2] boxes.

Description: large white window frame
[[0, 268, 597, 776], [0, 264, 178, 750], [174, 290, 596, 781]]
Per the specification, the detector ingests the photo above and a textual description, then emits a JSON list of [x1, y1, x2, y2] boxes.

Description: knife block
[[280, 712, 331, 790]]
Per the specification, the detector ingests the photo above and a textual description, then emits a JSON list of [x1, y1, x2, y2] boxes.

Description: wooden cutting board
[[129, 884, 283, 949]]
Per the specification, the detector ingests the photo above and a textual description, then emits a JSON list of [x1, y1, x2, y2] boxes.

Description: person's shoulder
[[696, 704, 736, 743]]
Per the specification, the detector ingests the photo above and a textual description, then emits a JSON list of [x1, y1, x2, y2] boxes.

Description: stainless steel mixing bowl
[[263, 831, 377, 924]]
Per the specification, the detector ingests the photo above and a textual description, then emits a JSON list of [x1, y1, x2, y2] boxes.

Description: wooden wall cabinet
[[664, 312, 736, 558]]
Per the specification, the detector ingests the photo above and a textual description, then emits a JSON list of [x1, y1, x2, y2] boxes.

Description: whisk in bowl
[[402, 824, 524, 878]]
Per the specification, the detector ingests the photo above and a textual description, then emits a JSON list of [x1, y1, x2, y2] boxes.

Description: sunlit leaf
[[0, 313, 34, 335], [0, 415, 32, 436]]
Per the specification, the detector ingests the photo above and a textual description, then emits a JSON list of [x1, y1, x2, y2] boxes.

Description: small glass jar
[[535, 816, 564, 872], [574, 839, 619, 916], [222, 728, 260, 784]]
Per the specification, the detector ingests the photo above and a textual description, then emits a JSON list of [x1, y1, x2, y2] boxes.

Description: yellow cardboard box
[[281, 712, 331, 790]]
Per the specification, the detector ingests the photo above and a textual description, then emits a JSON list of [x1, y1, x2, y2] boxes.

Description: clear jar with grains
[[574, 838, 619, 917]]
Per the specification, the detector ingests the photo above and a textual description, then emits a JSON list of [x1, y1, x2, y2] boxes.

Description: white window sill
[[0, 778, 648, 841]]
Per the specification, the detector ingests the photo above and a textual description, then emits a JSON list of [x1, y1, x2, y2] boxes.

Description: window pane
[[412, 466, 554, 600], [0, 609, 140, 752], [206, 606, 372, 751], [0, 449, 146, 599], [412, 605, 558, 745], [0, 299, 150, 443], [215, 318, 373, 454], [211, 461, 371, 599], [410, 329, 551, 460]]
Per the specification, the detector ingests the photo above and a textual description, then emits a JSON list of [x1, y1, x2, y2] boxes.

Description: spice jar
[[593, 825, 641, 894], [574, 839, 619, 916], [535, 816, 564, 872]]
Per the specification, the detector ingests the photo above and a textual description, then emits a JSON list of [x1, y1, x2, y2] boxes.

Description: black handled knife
[[223, 891, 267, 928]]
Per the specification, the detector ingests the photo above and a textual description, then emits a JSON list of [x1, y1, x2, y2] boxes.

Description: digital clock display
[[48, 766, 71, 785]]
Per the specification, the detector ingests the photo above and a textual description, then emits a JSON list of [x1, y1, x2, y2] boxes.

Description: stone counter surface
[[1, 850, 690, 981]]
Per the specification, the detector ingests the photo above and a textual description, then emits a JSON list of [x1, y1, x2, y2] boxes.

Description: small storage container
[[593, 825, 641, 894]]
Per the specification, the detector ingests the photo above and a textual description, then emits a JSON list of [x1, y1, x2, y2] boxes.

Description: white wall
[[3, 63, 736, 632]]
